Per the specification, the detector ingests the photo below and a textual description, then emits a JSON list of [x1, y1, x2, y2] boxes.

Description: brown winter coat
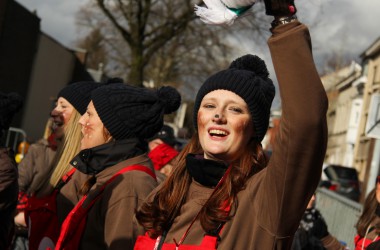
[[18, 138, 57, 197], [0, 148, 18, 250], [57, 139, 158, 250], [147, 21, 328, 249]]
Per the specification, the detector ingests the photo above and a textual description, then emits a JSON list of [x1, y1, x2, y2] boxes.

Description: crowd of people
[[1, 0, 379, 249]]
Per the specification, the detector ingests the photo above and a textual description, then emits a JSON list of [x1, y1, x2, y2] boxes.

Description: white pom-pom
[[195, 1, 237, 26], [222, 0, 256, 9], [195, 0, 255, 26]]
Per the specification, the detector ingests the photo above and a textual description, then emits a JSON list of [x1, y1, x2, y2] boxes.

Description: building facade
[[322, 62, 362, 167], [353, 37, 380, 197], [0, 0, 94, 141]]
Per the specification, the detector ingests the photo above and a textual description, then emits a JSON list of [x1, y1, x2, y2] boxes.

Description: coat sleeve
[[321, 234, 347, 250], [256, 21, 328, 236]]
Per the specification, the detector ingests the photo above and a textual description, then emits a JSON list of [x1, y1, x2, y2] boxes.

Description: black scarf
[[71, 138, 147, 175], [186, 154, 229, 187]]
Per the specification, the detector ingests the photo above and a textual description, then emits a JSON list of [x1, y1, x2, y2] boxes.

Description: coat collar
[[71, 138, 147, 175], [186, 154, 229, 187]]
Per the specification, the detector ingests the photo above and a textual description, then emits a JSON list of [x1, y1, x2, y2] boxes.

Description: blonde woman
[[21, 81, 101, 250]]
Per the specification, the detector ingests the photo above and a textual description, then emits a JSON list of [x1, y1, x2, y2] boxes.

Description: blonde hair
[[43, 118, 54, 140], [49, 110, 82, 187]]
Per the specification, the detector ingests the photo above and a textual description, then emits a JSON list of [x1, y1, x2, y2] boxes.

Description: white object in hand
[[195, 0, 255, 26]]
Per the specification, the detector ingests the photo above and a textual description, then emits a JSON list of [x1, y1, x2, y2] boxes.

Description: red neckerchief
[[148, 143, 178, 170], [47, 133, 58, 151]]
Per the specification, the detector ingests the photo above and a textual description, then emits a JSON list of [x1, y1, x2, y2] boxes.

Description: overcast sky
[[16, 0, 380, 107], [16, 0, 380, 55]]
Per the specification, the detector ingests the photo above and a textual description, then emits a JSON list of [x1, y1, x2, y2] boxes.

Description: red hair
[[135, 132, 268, 237]]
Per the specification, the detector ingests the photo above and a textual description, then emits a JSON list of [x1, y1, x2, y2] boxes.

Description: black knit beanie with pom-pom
[[91, 83, 181, 140], [58, 81, 102, 115], [193, 54, 275, 142]]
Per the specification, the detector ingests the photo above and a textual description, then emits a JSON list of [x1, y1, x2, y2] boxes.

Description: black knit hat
[[58, 81, 102, 115], [0, 92, 23, 135], [91, 83, 181, 140], [193, 54, 275, 142], [148, 124, 179, 147]]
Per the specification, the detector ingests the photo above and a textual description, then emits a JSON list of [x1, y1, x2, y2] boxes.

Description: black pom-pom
[[105, 77, 124, 84], [229, 54, 269, 79], [157, 86, 181, 114]]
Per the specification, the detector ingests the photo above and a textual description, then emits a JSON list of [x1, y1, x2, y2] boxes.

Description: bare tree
[[75, 0, 267, 89], [77, 28, 108, 71], [76, 0, 201, 86]]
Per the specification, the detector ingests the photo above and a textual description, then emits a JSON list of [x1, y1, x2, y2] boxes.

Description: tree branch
[[96, 0, 133, 45], [143, 1, 200, 64]]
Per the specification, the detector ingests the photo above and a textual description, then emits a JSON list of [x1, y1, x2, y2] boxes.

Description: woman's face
[[51, 97, 74, 138], [54, 97, 74, 125], [79, 101, 110, 150], [197, 90, 254, 163]]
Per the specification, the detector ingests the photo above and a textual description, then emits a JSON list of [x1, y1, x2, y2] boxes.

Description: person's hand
[[263, 0, 297, 16]]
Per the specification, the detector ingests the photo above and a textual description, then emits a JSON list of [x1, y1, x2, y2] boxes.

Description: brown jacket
[[155, 21, 328, 249], [0, 148, 18, 250], [18, 138, 57, 197], [58, 140, 157, 250]]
